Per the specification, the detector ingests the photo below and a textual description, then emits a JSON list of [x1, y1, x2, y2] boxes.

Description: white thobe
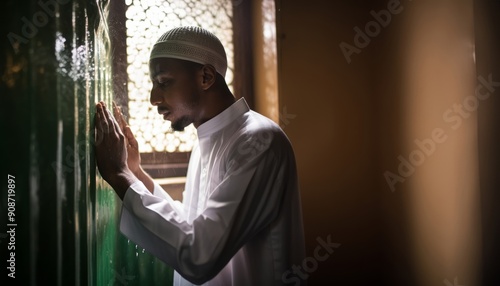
[[119, 98, 306, 285]]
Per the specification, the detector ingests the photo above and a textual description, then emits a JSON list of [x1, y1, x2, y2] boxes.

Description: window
[[109, 0, 266, 199], [108, 0, 240, 198], [125, 0, 235, 154]]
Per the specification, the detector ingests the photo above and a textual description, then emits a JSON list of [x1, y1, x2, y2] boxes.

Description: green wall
[[1, 0, 173, 285]]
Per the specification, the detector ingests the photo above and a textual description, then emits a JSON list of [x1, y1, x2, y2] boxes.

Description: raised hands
[[112, 102, 141, 175], [94, 101, 136, 199]]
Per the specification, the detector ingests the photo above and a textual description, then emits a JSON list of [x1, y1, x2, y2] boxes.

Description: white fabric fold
[[120, 98, 306, 285]]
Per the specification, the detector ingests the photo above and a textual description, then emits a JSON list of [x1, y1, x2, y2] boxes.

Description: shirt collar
[[197, 97, 250, 138]]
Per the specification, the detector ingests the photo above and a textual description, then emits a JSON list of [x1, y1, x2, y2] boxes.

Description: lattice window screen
[[125, 0, 234, 153]]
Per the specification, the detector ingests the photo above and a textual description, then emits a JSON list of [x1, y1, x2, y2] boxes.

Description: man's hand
[[111, 102, 155, 194], [95, 101, 136, 199], [113, 102, 141, 175]]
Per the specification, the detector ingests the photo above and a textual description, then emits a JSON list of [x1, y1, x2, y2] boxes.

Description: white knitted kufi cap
[[149, 26, 228, 77]]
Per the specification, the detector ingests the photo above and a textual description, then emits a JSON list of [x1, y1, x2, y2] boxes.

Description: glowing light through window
[[125, 0, 234, 152]]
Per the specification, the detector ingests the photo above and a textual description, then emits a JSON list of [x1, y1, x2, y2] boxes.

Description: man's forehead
[[149, 58, 178, 78]]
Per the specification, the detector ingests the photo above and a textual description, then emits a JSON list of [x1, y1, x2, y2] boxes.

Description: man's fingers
[[95, 102, 109, 145], [113, 101, 127, 131], [101, 102, 124, 136], [95, 104, 102, 143], [112, 102, 122, 126], [96, 102, 109, 132], [112, 102, 138, 149], [124, 126, 139, 149]]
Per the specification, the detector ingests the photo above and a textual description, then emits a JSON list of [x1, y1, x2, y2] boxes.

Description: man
[[95, 26, 306, 286]]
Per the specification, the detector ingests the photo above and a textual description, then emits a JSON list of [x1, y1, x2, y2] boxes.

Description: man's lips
[[158, 108, 170, 119]]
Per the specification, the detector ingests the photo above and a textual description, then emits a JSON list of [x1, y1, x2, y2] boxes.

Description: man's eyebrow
[[151, 70, 170, 80]]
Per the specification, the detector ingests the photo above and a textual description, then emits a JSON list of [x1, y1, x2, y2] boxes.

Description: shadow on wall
[[275, 0, 494, 285]]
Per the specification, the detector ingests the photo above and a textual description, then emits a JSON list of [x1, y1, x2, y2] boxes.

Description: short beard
[[171, 116, 191, 132]]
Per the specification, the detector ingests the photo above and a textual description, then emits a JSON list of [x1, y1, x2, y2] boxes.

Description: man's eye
[[158, 80, 171, 87], [153, 80, 168, 89]]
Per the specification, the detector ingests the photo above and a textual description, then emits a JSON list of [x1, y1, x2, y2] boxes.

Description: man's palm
[[113, 102, 141, 175]]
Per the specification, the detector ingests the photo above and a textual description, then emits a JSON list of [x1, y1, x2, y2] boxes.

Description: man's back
[[120, 98, 306, 285], [95, 26, 306, 286], [178, 98, 306, 285]]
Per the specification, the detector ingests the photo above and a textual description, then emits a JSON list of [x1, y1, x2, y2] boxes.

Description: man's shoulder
[[241, 110, 283, 134], [227, 110, 293, 156]]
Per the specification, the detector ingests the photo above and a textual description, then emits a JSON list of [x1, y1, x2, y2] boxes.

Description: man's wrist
[[109, 170, 138, 200], [133, 166, 155, 194], [132, 166, 146, 179]]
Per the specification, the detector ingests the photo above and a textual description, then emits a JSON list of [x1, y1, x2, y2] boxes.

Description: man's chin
[[171, 125, 185, 132], [170, 117, 190, 132]]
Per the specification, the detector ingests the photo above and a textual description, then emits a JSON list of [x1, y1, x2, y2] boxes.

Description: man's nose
[[150, 88, 163, 106]]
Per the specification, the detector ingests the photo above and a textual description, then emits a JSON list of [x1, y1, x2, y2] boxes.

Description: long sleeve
[[119, 130, 292, 284]]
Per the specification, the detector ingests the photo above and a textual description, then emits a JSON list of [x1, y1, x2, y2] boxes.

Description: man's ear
[[199, 64, 217, 90]]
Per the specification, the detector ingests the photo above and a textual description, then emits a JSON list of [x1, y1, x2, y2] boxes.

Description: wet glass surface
[[1, 0, 173, 285]]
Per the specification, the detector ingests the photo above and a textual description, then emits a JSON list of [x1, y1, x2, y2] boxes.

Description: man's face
[[149, 58, 202, 131]]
